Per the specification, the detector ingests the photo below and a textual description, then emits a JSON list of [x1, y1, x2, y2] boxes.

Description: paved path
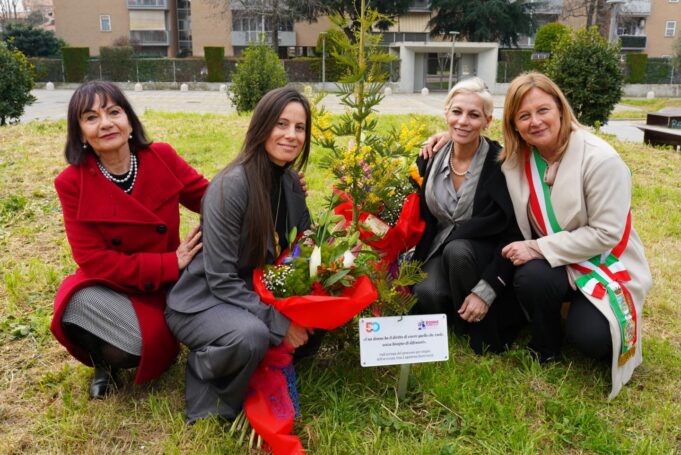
[[20, 89, 643, 143]]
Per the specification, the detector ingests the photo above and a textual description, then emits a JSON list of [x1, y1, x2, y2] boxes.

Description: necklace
[[97, 153, 138, 194], [449, 150, 469, 177], [272, 178, 283, 258]]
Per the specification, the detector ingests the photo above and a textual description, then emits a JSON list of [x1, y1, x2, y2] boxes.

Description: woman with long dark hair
[[52, 81, 207, 399], [165, 87, 315, 423]]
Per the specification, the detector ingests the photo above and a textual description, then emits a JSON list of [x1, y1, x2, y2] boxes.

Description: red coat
[[51, 142, 209, 383]]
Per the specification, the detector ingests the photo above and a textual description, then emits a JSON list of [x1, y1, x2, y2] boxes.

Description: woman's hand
[[176, 225, 202, 270], [284, 322, 312, 349], [420, 131, 450, 159], [298, 171, 309, 196], [501, 240, 543, 266], [458, 293, 489, 323]]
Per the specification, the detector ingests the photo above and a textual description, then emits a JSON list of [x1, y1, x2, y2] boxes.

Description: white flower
[[342, 250, 356, 268], [309, 246, 322, 278]]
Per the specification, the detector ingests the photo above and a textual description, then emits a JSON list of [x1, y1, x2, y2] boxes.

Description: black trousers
[[413, 239, 525, 354], [514, 259, 612, 361]]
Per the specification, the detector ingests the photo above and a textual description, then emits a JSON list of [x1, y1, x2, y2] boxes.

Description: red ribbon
[[334, 191, 426, 263], [246, 270, 378, 454]]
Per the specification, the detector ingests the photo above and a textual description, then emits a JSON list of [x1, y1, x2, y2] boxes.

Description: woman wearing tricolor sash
[[499, 72, 652, 399]]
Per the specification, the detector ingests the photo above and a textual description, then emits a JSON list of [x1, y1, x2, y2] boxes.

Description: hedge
[[61, 47, 89, 82], [625, 53, 647, 83], [204, 46, 225, 82], [100, 46, 135, 82]]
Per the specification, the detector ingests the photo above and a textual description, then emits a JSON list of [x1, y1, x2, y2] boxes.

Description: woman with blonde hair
[[412, 77, 524, 354], [499, 72, 651, 398]]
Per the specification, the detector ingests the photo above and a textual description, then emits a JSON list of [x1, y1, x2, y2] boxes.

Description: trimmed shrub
[[625, 53, 648, 83], [204, 46, 225, 82], [62, 46, 89, 82], [534, 22, 570, 53], [497, 49, 535, 83], [0, 42, 36, 125], [29, 57, 63, 82], [645, 58, 675, 84], [100, 46, 134, 81], [230, 40, 287, 113], [545, 27, 623, 126], [285, 58, 319, 82]]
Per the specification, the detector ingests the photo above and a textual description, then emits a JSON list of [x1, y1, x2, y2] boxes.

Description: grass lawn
[[611, 98, 681, 120], [0, 112, 680, 454]]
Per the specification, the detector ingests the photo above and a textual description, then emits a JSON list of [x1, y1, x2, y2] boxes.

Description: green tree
[[534, 22, 570, 53], [230, 38, 288, 113], [0, 41, 36, 126], [545, 27, 623, 126], [306, 0, 412, 36], [428, 0, 534, 47], [0, 22, 65, 57]]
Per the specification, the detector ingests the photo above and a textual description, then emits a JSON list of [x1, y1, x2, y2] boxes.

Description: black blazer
[[413, 138, 522, 297]]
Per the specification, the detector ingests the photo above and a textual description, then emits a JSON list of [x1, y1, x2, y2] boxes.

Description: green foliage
[[497, 49, 535, 82], [673, 35, 681, 69], [61, 47, 89, 83], [625, 53, 648, 83], [204, 46, 225, 82], [0, 42, 36, 126], [315, 28, 348, 81], [229, 39, 287, 113], [646, 57, 674, 84], [0, 22, 65, 57], [545, 27, 623, 127], [99, 46, 134, 81], [428, 0, 534, 47], [534, 22, 570, 53]]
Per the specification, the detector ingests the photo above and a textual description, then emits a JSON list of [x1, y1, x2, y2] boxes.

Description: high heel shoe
[[89, 365, 117, 399]]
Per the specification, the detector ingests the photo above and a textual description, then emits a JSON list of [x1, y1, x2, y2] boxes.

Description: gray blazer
[[166, 164, 311, 345]]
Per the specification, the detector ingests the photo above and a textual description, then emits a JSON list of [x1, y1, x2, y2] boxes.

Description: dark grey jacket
[[166, 164, 311, 345]]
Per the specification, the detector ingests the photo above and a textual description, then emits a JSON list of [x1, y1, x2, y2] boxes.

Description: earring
[[82, 143, 88, 149], [128, 131, 133, 140]]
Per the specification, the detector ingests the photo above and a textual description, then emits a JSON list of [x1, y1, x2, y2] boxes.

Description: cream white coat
[[502, 128, 652, 399]]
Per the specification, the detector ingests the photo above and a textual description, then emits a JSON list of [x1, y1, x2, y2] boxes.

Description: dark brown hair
[[64, 81, 151, 165], [221, 87, 312, 267]]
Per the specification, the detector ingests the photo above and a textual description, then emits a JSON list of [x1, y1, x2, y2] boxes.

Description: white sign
[[359, 314, 448, 367]]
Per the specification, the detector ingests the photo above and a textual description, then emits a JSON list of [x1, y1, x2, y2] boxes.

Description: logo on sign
[[365, 321, 380, 333], [417, 319, 440, 330]]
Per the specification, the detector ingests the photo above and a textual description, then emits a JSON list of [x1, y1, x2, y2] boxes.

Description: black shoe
[[528, 347, 559, 365], [89, 365, 117, 399]]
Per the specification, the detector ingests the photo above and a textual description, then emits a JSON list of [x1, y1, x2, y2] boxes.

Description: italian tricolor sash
[[525, 148, 637, 366]]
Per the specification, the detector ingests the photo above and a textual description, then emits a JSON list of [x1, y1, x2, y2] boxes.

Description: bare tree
[[561, 0, 609, 35], [0, 0, 21, 25]]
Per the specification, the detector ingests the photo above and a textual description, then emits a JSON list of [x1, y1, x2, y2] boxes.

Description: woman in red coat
[[51, 81, 209, 398]]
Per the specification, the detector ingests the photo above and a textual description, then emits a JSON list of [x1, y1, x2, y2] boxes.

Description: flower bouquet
[[330, 140, 426, 264], [245, 203, 378, 455]]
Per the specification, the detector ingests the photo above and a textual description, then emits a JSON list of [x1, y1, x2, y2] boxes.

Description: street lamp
[[320, 32, 327, 88], [448, 31, 459, 92]]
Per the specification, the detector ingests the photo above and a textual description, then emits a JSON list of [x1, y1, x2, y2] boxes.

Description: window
[[670, 0, 679, 3], [665, 21, 676, 37], [100, 15, 111, 32]]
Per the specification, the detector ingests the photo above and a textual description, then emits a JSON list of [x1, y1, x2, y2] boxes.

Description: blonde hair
[[444, 76, 494, 117], [500, 71, 582, 162]]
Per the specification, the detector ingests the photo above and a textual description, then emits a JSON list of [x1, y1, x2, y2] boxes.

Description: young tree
[[0, 42, 36, 126], [545, 27, 623, 126], [230, 39, 288, 113], [1, 23, 65, 57], [428, 0, 535, 47]]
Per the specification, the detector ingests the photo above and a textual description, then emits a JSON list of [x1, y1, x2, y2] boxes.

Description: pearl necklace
[[449, 150, 469, 177], [97, 153, 138, 193]]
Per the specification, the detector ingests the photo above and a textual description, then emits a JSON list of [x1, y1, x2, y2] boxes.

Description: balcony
[[127, 0, 168, 9], [620, 35, 647, 50], [129, 30, 169, 46], [231, 31, 296, 47]]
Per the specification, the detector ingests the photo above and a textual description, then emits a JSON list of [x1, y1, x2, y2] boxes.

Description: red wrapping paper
[[245, 270, 378, 454], [334, 192, 426, 263]]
